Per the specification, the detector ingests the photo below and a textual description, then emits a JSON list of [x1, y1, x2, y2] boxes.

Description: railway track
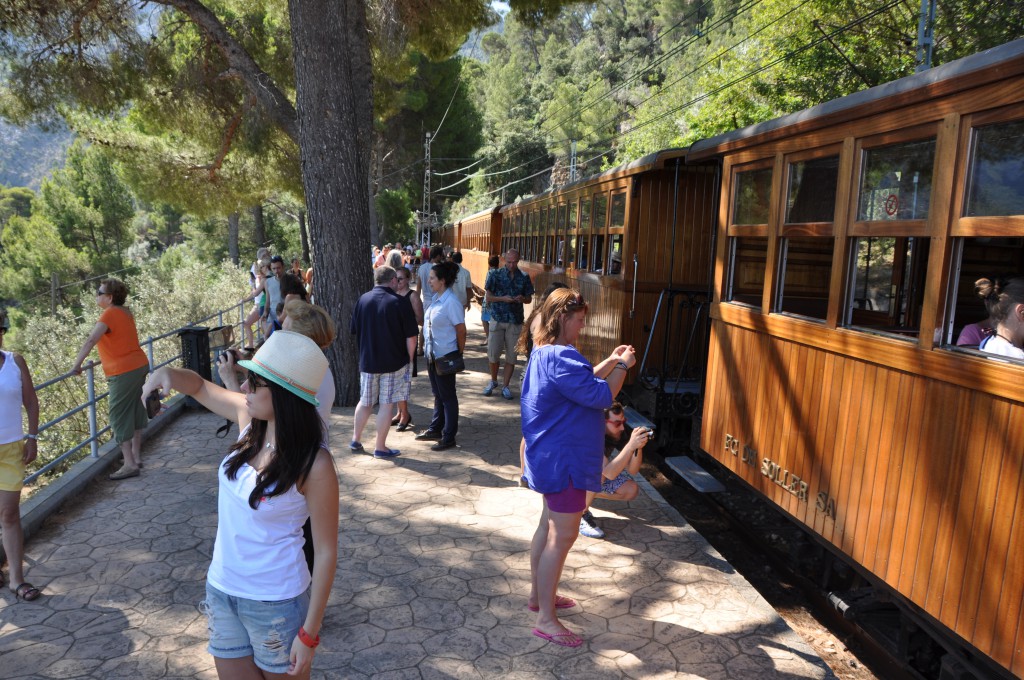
[[642, 452, 928, 680]]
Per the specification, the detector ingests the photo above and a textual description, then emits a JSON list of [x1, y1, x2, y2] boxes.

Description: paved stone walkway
[[2, 318, 835, 679]]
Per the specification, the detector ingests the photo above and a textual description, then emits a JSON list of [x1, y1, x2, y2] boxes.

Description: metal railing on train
[[23, 302, 249, 485]]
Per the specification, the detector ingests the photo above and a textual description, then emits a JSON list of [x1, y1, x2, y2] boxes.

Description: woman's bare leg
[[530, 503, 583, 634], [0, 490, 26, 588]]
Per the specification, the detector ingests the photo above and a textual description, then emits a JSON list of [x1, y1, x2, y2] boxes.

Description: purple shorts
[[543, 479, 587, 514]]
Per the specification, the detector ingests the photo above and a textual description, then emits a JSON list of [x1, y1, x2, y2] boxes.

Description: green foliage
[[0, 213, 90, 302], [6, 245, 248, 490], [375, 188, 416, 244], [0, 184, 33, 224], [36, 140, 134, 272]]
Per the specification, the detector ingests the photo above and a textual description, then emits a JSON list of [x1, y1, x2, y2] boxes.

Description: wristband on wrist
[[615, 361, 629, 371], [298, 626, 320, 648]]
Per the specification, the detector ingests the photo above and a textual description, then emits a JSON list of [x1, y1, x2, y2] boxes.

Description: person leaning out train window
[[956, 277, 999, 346], [975, 277, 1024, 360]]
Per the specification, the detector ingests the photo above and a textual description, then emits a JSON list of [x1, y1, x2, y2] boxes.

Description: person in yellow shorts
[[0, 311, 42, 601]]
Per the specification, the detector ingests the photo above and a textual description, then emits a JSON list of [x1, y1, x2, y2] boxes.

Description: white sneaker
[[483, 380, 497, 396], [579, 511, 605, 539]]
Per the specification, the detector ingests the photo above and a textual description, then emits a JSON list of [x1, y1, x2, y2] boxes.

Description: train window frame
[[772, 147, 843, 322], [842, 235, 931, 340], [591, 192, 609, 273], [849, 124, 939, 237], [727, 236, 769, 307], [556, 204, 568, 267], [729, 160, 774, 231], [941, 237, 1024, 351], [951, 105, 1024, 237], [783, 147, 842, 231], [578, 195, 592, 270], [725, 160, 774, 311], [565, 199, 578, 268]]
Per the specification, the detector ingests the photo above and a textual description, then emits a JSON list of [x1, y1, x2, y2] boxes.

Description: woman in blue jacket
[[520, 288, 636, 647]]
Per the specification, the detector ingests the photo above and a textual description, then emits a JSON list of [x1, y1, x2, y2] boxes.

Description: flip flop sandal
[[532, 628, 583, 648], [528, 595, 577, 612], [14, 583, 41, 601]]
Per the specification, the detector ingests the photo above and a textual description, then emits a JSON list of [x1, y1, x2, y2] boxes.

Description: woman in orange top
[[72, 278, 151, 480]]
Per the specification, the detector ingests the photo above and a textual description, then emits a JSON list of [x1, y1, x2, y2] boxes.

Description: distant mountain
[[0, 121, 73, 189]]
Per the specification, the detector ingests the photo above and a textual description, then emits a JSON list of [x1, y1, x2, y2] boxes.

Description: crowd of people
[[7, 239, 1024, 673]]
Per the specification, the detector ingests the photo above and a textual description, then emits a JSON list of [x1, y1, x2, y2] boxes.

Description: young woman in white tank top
[[143, 331, 337, 678]]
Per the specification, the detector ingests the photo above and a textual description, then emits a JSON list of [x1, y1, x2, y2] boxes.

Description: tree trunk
[[251, 204, 266, 249], [288, 0, 373, 407], [298, 210, 310, 265], [227, 212, 240, 265]]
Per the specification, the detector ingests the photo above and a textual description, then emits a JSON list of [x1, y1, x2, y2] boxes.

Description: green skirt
[[108, 364, 149, 444]]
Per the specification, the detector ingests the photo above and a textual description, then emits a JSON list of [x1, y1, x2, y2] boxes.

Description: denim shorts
[[201, 582, 309, 673]]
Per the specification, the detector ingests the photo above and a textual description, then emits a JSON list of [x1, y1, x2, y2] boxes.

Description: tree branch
[[155, 0, 298, 141]]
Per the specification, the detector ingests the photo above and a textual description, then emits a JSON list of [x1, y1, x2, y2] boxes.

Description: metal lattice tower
[[421, 132, 432, 245]]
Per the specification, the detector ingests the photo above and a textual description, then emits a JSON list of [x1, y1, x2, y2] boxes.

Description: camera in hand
[[220, 347, 253, 364], [145, 389, 162, 418]]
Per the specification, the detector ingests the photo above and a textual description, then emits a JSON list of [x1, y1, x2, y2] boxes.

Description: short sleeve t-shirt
[[97, 307, 149, 377]]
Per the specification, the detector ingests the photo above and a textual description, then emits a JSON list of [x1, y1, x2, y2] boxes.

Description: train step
[[664, 456, 726, 493]]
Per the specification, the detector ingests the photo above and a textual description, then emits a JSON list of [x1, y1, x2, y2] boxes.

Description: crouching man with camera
[[578, 402, 652, 539]]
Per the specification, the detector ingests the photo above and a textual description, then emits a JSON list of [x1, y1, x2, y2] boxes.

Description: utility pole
[[915, 0, 936, 72], [421, 131, 432, 246], [569, 140, 578, 183]]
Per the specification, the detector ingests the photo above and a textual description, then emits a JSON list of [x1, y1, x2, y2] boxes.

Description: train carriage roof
[[456, 206, 501, 225], [687, 37, 1024, 160], [497, 147, 692, 214]]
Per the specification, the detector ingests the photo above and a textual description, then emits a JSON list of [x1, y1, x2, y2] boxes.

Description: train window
[[786, 156, 839, 224], [556, 205, 567, 267], [776, 237, 833, 320], [610, 192, 626, 228], [727, 237, 768, 307], [964, 119, 1024, 217], [578, 197, 591, 269], [564, 235, 576, 268], [857, 139, 935, 221], [732, 168, 772, 225], [944, 237, 1024, 346], [593, 194, 608, 233], [608, 235, 623, 275], [593, 234, 606, 273], [845, 236, 930, 337], [568, 201, 578, 230]]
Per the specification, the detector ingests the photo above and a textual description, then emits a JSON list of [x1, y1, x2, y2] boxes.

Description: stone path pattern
[[1, 319, 835, 679]]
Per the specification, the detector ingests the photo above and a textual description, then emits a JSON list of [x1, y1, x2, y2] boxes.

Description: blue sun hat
[[237, 330, 327, 406]]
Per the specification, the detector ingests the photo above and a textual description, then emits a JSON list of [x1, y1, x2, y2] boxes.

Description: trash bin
[[179, 327, 211, 408]]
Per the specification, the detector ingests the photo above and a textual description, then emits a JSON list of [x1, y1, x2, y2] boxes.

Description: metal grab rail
[[22, 302, 248, 485]]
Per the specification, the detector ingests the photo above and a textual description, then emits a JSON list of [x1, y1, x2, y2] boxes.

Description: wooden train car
[[496, 151, 719, 392], [454, 206, 502, 288], [689, 39, 1024, 679]]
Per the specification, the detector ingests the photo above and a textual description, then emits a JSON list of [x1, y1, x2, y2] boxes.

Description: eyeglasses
[[606, 418, 626, 426], [96, 289, 108, 296], [246, 371, 270, 390]]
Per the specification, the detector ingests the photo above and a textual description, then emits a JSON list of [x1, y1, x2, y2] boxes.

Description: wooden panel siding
[[701, 320, 1024, 673]]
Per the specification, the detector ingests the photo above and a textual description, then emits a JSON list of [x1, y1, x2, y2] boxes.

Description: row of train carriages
[[443, 39, 1024, 680]]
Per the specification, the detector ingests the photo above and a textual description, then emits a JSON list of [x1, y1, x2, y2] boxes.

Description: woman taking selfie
[[520, 288, 635, 647], [142, 331, 338, 679]]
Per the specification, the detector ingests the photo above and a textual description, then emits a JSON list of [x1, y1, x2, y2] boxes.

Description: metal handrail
[[22, 302, 249, 485]]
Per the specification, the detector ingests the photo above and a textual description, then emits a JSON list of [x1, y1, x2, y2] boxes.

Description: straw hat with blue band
[[237, 331, 327, 407]]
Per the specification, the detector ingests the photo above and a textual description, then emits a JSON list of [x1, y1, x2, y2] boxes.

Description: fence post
[[146, 336, 155, 369], [86, 364, 99, 458]]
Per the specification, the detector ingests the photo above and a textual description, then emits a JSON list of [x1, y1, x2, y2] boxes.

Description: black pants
[[427, 361, 459, 443]]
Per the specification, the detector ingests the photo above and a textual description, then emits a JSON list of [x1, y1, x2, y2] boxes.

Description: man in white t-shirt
[[451, 251, 474, 310]]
